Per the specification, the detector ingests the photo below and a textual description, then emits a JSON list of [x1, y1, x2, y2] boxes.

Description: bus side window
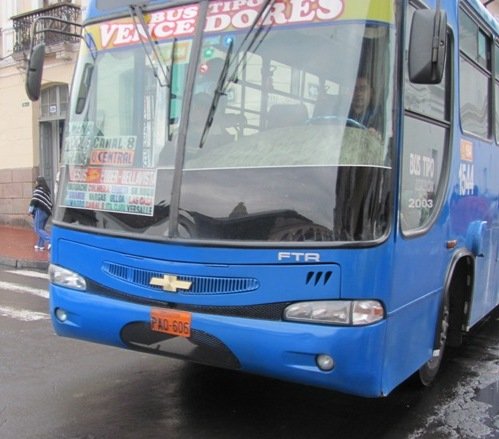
[[401, 4, 451, 233], [495, 43, 499, 143], [459, 10, 491, 139]]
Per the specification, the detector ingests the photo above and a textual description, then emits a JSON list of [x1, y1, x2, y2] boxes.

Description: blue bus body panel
[[49, 226, 445, 396], [453, 135, 499, 326], [50, 283, 387, 397]]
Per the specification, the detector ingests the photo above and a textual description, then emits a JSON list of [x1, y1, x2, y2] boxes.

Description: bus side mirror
[[25, 43, 46, 101], [408, 9, 447, 84]]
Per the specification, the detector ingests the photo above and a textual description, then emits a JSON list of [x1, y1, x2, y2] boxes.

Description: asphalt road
[[0, 267, 498, 439]]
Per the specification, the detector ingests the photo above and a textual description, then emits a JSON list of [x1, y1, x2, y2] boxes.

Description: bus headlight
[[283, 300, 384, 326], [49, 264, 87, 291]]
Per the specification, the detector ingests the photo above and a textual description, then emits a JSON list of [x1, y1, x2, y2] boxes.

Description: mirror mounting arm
[[25, 16, 83, 101]]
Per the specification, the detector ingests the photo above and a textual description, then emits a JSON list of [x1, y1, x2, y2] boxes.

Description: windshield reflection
[[57, 0, 395, 244]]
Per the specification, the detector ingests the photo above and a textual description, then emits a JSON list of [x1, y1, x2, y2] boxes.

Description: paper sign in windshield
[[62, 166, 156, 216], [90, 136, 137, 166]]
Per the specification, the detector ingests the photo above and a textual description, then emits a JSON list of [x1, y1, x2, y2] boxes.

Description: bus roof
[[87, 0, 164, 21]]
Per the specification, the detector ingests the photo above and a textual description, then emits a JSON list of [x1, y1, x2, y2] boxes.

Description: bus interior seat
[[266, 103, 308, 129], [313, 94, 341, 118]]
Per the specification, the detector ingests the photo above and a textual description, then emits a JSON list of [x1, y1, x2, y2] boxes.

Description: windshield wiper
[[167, 37, 177, 141], [129, 4, 176, 142], [129, 4, 170, 87], [223, 0, 275, 91], [198, 0, 275, 148], [198, 38, 233, 149]]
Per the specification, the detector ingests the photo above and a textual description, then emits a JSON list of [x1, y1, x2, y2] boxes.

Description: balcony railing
[[12, 2, 81, 54]]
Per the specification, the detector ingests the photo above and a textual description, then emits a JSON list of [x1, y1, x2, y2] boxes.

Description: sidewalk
[[0, 225, 49, 270]]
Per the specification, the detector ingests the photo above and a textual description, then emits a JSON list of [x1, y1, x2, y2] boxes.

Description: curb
[[0, 256, 49, 270]]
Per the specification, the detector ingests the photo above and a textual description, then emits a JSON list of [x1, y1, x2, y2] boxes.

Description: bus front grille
[[103, 262, 259, 295]]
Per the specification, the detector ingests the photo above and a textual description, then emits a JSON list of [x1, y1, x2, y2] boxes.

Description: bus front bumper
[[50, 285, 387, 397]]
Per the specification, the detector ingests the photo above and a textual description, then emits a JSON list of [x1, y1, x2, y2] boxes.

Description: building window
[[40, 84, 68, 120]]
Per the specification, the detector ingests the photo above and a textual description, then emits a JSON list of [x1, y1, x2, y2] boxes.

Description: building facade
[[0, 0, 84, 227], [484, 0, 499, 19]]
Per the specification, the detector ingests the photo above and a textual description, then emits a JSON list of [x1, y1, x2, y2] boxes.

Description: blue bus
[[26, 0, 499, 397]]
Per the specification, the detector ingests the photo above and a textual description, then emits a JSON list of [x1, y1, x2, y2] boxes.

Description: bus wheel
[[417, 292, 450, 387]]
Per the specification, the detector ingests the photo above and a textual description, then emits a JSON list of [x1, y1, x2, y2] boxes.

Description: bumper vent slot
[[103, 262, 259, 295]]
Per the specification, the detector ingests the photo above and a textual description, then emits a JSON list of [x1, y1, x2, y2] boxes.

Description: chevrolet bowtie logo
[[149, 274, 192, 292]]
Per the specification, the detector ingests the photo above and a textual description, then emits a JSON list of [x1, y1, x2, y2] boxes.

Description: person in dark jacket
[[348, 76, 382, 135], [28, 176, 52, 251]]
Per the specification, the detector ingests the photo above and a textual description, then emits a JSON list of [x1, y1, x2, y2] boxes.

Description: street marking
[[0, 305, 49, 321], [5, 269, 48, 280], [0, 281, 49, 299]]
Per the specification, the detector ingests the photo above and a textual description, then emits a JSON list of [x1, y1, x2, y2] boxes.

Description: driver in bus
[[348, 75, 382, 137], [312, 75, 383, 138]]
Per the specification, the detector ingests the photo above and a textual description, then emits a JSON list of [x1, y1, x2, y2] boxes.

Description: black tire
[[416, 291, 450, 386]]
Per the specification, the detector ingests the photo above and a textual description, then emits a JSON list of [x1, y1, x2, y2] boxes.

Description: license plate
[[150, 309, 192, 337]]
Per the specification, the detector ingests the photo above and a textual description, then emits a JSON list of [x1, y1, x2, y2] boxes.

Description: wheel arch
[[443, 249, 474, 347]]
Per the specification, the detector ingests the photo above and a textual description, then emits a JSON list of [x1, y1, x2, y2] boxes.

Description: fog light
[[316, 354, 334, 371], [55, 308, 68, 322]]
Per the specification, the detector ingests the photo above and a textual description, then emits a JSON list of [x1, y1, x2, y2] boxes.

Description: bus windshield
[[57, 0, 395, 243]]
